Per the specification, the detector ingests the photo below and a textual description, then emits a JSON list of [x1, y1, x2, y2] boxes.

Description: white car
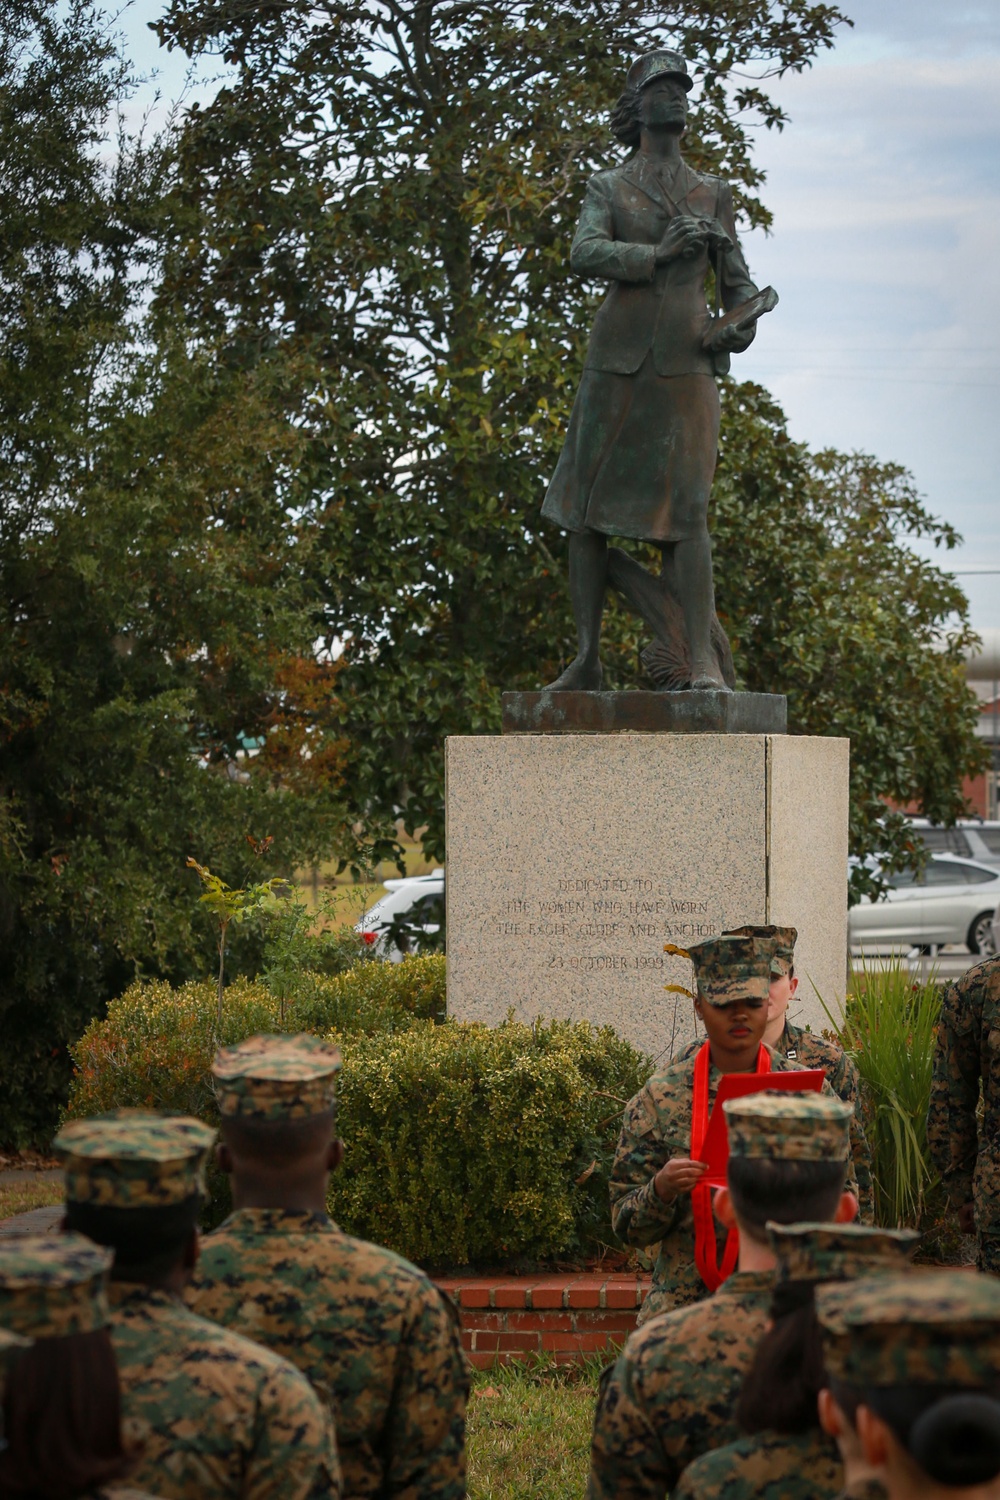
[[355, 871, 444, 961], [850, 854, 1000, 957]]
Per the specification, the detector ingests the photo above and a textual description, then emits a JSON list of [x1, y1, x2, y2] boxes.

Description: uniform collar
[[717, 1268, 774, 1295], [106, 1282, 180, 1312], [220, 1207, 338, 1235]]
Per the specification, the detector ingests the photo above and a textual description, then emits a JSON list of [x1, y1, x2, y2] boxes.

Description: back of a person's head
[[64, 1196, 201, 1283], [728, 1156, 848, 1239], [220, 1109, 335, 1168], [0, 1331, 135, 1498], [835, 1378, 1000, 1491]]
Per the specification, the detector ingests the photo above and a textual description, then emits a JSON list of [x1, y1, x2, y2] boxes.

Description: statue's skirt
[[541, 358, 719, 544]]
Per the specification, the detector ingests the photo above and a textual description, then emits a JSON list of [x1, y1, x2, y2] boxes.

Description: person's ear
[[714, 1186, 737, 1229], [788, 975, 799, 997], [327, 1139, 344, 1172], [835, 1191, 859, 1224], [856, 1404, 890, 1467], [215, 1141, 234, 1176], [818, 1388, 841, 1439]]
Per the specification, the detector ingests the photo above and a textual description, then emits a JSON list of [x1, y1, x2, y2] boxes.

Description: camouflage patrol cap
[[54, 1109, 215, 1208], [725, 1091, 852, 1160], [724, 924, 798, 977], [626, 49, 693, 93], [817, 1270, 1000, 1387], [767, 1221, 920, 1285], [213, 1032, 343, 1121], [0, 1233, 111, 1339], [687, 933, 772, 1006]]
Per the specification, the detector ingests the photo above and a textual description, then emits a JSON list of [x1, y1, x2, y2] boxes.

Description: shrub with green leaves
[[822, 960, 942, 1228], [67, 959, 649, 1269], [68, 957, 447, 1120]]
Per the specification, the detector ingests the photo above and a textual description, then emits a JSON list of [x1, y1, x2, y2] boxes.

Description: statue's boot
[[545, 657, 604, 691]]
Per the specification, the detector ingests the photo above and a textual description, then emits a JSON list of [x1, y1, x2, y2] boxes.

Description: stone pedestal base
[[445, 733, 849, 1061], [501, 690, 786, 735]]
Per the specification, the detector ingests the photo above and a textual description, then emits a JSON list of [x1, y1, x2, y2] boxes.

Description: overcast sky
[[737, 0, 1000, 632], [119, 0, 1000, 632]]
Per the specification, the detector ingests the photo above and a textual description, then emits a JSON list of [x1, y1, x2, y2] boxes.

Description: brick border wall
[[435, 1273, 651, 1367]]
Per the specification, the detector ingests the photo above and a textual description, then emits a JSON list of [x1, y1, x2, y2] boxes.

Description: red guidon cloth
[[690, 1040, 770, 1291]]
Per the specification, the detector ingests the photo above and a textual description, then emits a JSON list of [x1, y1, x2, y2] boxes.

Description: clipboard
[[695, 1070, 826, 1187], [701, 285, 779, 350]]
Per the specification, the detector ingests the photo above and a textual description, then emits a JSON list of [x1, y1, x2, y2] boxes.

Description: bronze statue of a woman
[[542, 50, 773, 692]]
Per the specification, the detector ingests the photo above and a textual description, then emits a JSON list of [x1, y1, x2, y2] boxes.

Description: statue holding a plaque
[[542, 50, 777, 692]]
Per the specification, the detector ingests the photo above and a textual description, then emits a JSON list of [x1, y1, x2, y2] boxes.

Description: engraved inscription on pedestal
[[445, 733, 849, 1063]]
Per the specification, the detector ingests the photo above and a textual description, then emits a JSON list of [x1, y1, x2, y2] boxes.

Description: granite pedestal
[[445, 729, 850, 1062]]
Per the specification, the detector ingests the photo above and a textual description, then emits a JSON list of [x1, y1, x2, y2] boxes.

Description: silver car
[[849, 854, 1000, 957]]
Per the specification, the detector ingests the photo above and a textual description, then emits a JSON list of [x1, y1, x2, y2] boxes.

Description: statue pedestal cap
[[445, 719, 849, 1060]]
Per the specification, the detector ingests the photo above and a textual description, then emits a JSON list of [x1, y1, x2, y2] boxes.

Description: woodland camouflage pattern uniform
[[0, 1233, 165, 1500], [927, 954, 1000, 1271], [678, 926, 874, 1222], [818, 1268, 1000, 1500], [53, 1110, 341, 1500], [186, 1032, 469, 1500], [589, 1092, 853, 1500], [609, 933, 859, 1323], [672, 1221, 919, 1500]]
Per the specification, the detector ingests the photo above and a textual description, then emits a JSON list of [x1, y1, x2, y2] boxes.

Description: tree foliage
[[152, 0, 982, 888], [0, 0, 351, 1144]]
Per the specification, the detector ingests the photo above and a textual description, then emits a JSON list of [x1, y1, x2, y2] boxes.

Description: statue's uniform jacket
[[541, 156, 756, 544]]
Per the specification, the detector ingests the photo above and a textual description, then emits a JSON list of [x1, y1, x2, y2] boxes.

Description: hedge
[[67, 958, 650, 1270]]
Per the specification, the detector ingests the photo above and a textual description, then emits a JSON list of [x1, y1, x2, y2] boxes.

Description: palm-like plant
[[821, 959, 942, 1228]]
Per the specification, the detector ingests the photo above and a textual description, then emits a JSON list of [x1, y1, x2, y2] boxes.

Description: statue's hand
[[655, 215, 708, 265], [699, 216, 734, 254], [705, 318, 756, 354]]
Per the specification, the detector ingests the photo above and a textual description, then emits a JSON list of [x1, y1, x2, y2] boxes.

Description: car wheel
[[968, 912, 997, 956]]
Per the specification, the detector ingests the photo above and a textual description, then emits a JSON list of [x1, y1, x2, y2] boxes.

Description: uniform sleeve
[[250, 1360, 342, 1500], [714, 180, 757, 310], [587, 1352, 669, 1500], [928, 977, 983, 1208], [383, 1284, 470, 1500], [817, 1075, 862, 1211], [829, 1052, 875, 1226], [609, 1090, 682, 1248], [570, 176, 657, 285]]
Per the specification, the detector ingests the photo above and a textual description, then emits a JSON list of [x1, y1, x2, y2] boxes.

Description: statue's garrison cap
[[54, 1109, 215, 1208], [725, 924, 797, 977], [817, 1270, 1000, 1387], [0, 1233, 111, 1339], [767, 1221, 920, 1284], [626, 49, 693, 93], [725, 1091, 852, 1161], [685, 933, 771, 1006], [213, 1032, 343, 1121]]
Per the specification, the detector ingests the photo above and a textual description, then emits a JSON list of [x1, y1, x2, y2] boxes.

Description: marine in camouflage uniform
[[817, 1270, 1000, 1500], [186, 1032, 469, 1500], [679, 926, 874, 1222], [672, 1221, 919, 1500], [54, 1110, 341, 1500], [927, 952, 1000, 1271], [589, 1092, 854, 1500], [610, 934, 859, 1323], [672, 1429, 841, 1500], [0, 1232, 164, 1500]]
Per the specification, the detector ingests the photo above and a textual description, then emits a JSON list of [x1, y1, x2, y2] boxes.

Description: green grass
[[0, 1178, 64, 1220], [468, 1357, 600, 1500]]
